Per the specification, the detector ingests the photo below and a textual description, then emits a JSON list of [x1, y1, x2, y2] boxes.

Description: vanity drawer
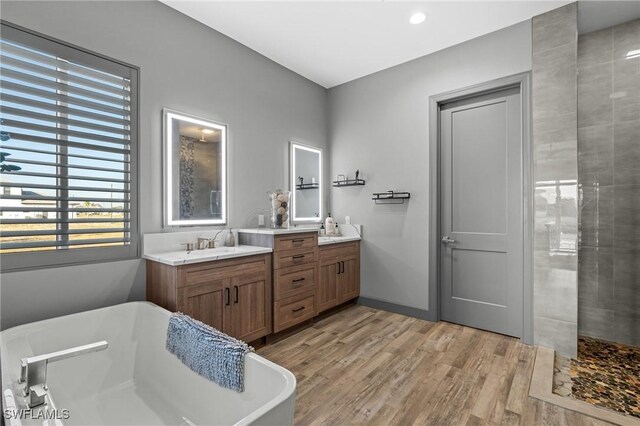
[[274, 264, 317, 300], [274, 233, 317, 252], [274, 292, 315, 332], [274, 246, 318, 269], [319, 241, 359, 262]]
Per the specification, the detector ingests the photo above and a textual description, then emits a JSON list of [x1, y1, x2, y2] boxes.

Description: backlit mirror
[[163, 109, 226, 226], [290, 142, 322, 223]]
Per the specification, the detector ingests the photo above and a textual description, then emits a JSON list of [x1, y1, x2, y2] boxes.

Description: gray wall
[[0, 0, 327, 330], [577, 19, 640, 347], [531, 3, 579, 358], [327, 22, 532, 313]]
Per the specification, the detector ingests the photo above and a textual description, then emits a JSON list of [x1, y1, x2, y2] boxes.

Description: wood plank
[[257, 305, 616, 426]]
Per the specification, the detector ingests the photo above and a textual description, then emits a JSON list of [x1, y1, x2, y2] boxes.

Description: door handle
[[225, 288, 230, 306], [341, 261, 345, 274], [441, 236, 456, 244], [234, 285, 238, 304], [336, 262, 341, 275]]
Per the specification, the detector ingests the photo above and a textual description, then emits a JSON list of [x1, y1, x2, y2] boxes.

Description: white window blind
[[0, 22, 138, 270]]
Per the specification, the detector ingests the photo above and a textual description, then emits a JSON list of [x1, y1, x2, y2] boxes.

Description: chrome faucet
[[19, 340, 108, 408]]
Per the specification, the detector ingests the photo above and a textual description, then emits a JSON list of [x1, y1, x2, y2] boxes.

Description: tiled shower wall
[[577, 19, 640, 347], [532, 3, 579, 358]]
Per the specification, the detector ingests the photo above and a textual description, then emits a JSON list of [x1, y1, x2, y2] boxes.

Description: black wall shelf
[[296, 183, 320, 190], [372, 191, 411, 204], [332, 179, 366, 187]]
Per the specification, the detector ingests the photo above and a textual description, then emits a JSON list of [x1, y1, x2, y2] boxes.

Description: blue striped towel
[[166, 312, 253, 392]]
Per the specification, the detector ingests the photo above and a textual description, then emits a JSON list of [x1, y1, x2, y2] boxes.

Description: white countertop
[[318, 235, 361, 245], [236, 227, 319, 235], [143, 245, 272, 266]]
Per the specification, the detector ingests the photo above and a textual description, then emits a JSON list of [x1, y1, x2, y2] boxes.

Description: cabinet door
[[177, 279, 229, 332], [338, 256, 360, 303], [229, 274, 269, 342], [318, 259, 339, 313]]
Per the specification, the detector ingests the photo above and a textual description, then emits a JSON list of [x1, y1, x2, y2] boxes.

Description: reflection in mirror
[[163, 109, 226, 226], [290, 142, 322, 223]]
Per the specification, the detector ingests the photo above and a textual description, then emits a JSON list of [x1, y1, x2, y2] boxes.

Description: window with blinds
[[0, 22, 138, 270]]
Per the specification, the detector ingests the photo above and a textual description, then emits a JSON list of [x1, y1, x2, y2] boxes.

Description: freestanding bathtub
[[1, 302, 296, 426]]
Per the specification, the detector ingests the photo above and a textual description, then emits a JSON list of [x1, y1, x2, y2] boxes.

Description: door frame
[[428, 72, 533, 344]]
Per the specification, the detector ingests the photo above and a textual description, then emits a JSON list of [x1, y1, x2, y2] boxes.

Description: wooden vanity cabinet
[[239, 231, 319, 333], [318, 241, 360, 313], [147, 253, 272, 343], [272, 233, 319, 332]]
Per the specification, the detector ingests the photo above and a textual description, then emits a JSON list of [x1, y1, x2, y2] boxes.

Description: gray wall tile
[[613, 19, 640, 62], [614, 184, 640, 250], [578, 305, 615, 338], [578, 27, 612, 68], [613, 57, 640, 123], [578, 124, 614, 187], [532, 3, 578, 358], [578, 19, 640, 347], [533, 2, 577, 54], [613, 119, 640, 185], [578, 62, 613, 128], [534, 317, 578, 357]]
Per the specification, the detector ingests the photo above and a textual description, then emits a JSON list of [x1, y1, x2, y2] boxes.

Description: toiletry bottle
[[325, 213, 335, 235], [335, 223, 340, 236], [225, 228, 235, 247], [319, 223, 325, 236]]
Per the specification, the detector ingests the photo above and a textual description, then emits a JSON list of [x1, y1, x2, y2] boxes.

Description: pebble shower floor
[[553, 336, 640, 419]]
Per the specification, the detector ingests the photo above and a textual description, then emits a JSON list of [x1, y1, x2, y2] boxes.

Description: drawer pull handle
[[292, 278, 306, 283], [292, 306, 305, 313], [292, 239, 305, 244], [292, 255, 305, 260]]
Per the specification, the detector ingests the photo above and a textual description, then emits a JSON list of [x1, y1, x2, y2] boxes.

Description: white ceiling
[[161, 1, 570, 88]]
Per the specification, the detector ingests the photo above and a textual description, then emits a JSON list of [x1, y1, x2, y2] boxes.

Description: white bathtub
[[1, 302, 296, 426]]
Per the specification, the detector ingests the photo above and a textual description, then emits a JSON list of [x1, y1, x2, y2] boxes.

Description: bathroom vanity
[[146, 252, 272, 343], [144, 226, 360, 344], [239, 228, 360, 335]]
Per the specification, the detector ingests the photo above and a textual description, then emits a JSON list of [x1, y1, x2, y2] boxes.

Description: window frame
[[0, 20, 140, 272]]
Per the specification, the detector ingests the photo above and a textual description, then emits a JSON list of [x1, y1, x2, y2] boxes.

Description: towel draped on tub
[[166, 312, 253, 392]]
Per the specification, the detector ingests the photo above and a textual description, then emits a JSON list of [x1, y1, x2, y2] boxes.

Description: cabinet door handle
[[234, 285, 239, 304], [292, 306, 305, 313], [341, 261, 345, 274], [336, 262, 341, 275], [225, 288, 230, 306]]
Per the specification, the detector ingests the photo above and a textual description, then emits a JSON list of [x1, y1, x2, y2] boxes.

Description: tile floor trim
[[529, 346, 640, 426]]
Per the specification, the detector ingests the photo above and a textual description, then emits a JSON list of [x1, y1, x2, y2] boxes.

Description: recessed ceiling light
[[409, 12, 426, 25]]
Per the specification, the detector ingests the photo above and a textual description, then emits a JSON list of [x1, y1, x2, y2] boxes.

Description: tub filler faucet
[[18, 340, 108, 407]]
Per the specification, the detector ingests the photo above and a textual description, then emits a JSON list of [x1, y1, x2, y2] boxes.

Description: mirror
[[163, 109, 226, 226], [290, 142, 322, 223]]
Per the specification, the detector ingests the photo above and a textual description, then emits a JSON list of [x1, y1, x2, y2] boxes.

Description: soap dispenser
[[325, 213, 335, 236], [224, 228, 236, 247]]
